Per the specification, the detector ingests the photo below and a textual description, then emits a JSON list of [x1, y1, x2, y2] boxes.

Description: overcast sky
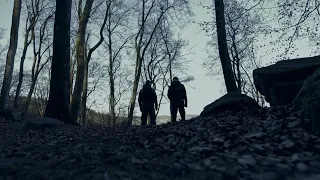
[[0, 0, 316, 116]]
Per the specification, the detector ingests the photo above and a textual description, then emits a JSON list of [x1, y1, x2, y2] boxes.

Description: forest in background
[[0, 0, 319, 126]]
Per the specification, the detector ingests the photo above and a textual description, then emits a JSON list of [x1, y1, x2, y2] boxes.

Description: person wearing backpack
[[138, 80, 158, 125], [167, 77, 188, 122]]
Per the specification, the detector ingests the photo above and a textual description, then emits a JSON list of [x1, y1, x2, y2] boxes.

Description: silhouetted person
[[138, 80, 158, 125], [168, 77, 187, 122]]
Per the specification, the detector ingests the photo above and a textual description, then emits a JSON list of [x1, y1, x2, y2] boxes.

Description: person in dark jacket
[[167, 77, 187, 122], [138, 80, 158, 125]]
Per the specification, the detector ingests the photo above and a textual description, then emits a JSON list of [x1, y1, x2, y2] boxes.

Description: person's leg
[[179, 105, 186, 121], [149, 107, 156, 125], [141, 106, 148, 125], [170, 103, 178, 122]]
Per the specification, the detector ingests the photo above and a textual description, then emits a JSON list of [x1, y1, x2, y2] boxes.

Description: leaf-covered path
[[1, 106, 320, 180]]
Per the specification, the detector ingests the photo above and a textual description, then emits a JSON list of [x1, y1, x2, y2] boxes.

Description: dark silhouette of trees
[[0, 0, 22, 110], [214, 0, 238, 93], [201, 0, 266, 105], [44, 0, 77, 125]]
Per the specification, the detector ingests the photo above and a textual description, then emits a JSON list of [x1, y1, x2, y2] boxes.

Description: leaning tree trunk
[[70, 0, 94, 121], [44, 0, 77, 124], [0, 0, 22, 110], [14, 26, 32, 107], [214, 0, 238, 93], [127, 51, 143, 126], [80, 1, 108, 125], [230, 32, 242, 93], [80, 45, 88, 125]]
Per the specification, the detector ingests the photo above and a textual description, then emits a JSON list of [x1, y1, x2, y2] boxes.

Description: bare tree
[[213, 0, 238, 93], [275, 0, 320, 58], [0, 0, 22, 110], [234, 0, 320, 59], [202, 0, 265, 103], [114, 66, 132, 122], [69, 0, 103, 100], [81, 56, 108, 124], [22, 11, 53, 117], [102, 0, 133, 127], [44, 0, 76, 124], [80, 0, 109, 125], [69, 0, 95, 121], [14, 0, 53, 107], [14, 6, 32, 107], [241, 44, 265, 106]]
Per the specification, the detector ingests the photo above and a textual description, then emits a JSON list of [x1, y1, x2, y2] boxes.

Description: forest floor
[[1, 106, 320, 180]]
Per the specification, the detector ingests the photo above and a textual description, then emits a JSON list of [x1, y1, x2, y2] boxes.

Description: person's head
[[145, 80, 151, 87], [172, 77, 179, 82]]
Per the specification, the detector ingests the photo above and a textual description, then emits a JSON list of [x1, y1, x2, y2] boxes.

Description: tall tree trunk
[[214, 0, 238, 93], [230, 28, 242, 93], [70, 0, 94, 121], [44, 0, 77, 124], [127, 52, 142, 125], [0, 0, 22, 110], [80, 0, 108, 126], [23, 10, 53, 118], [107, 13, 116, 127], [109, 75, 116, 127], [80, 45, 88, 125], [109, 51, 116, 127], [236, 58, 241, 93], [14, 27, 32, 107], [70, 48, 76, 103]]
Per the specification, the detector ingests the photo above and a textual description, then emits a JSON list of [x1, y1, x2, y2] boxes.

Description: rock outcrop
[[293, 68, 320, 132], [253, 56, 320, 106], [23, 117, 64, 130], [200, 92, 260, 116]]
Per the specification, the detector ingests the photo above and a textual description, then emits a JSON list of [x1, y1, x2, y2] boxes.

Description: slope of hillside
[[1, 106, 320, 180]]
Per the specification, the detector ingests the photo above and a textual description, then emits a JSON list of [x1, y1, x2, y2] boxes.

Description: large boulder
[[200, 92, 260, 117], [293, 68, 320, 132], [253, 56, 320, 106], [23, 117, 64, 130]]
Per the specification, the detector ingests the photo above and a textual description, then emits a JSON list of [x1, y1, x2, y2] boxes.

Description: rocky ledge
[[253, 55, 320, 106], [1, 106, 320, 180]]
